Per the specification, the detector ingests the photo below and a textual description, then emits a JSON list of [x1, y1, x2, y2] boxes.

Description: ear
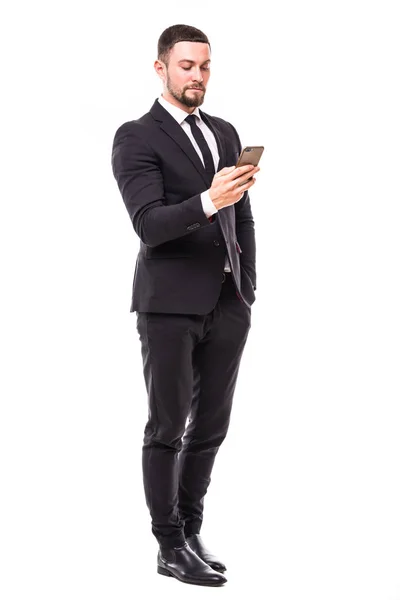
[[154, 60, 166, 82]]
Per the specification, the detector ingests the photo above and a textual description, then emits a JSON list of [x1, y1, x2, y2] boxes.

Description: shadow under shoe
[[157, 542, 227, 586], [186, 534, 227, 573]]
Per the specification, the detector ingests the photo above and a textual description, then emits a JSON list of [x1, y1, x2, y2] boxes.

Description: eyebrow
[[178, 59, 211, 65]]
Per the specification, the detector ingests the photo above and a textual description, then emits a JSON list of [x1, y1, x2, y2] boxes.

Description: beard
[[166, 73, 206, 107]]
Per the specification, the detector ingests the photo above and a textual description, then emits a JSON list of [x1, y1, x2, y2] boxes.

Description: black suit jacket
[[111, 99, 256, 314]]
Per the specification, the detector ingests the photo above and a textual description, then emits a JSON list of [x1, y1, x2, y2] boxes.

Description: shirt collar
[[158, 94, 201, 125]]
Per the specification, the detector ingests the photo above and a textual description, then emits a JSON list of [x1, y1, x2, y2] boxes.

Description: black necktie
[[185, 114, 215, 184]]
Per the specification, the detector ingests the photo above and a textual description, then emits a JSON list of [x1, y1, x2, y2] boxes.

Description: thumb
[[216, 165, 236, 177]]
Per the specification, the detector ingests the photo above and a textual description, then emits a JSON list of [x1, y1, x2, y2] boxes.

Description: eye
[[181, 65, 210, 71]]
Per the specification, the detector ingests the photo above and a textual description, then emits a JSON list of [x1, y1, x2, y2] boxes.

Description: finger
[[230, 164, 260, 180], [216, 165, 236, 178], [241, 165, 260, 175], [238, 176, 257, 191], [233, 172, 256, 189], [232, 164, 254, 177], [234, 179, 254, 199]]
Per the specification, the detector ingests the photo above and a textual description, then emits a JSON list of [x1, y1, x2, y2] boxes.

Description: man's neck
[[160, 92, 196, 115]]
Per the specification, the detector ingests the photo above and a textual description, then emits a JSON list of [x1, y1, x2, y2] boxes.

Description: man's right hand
[[209, 164, 260, 210]]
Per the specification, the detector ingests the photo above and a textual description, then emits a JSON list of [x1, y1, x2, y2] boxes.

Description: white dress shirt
[[157, 95, 231, 272]]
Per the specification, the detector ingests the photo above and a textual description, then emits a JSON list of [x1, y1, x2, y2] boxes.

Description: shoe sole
[[157, 565, 226, 586]]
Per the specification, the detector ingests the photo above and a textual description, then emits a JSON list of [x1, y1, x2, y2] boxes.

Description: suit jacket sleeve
[[111, 122, 213, 248], [229, 123, 257, 291]]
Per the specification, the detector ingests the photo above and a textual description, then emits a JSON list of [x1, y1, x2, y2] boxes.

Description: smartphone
[[236, 146, 264, 168]]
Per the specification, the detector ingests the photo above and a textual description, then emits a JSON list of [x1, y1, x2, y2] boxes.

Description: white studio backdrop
[[1, 1, 399, 599]]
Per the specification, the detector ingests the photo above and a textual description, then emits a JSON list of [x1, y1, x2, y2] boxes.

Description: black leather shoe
[[186, 534, 227, 572], [157, 542, 227, 586]]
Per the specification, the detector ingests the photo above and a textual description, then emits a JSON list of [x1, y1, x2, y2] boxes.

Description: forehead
[[170, 41, 211, 63]]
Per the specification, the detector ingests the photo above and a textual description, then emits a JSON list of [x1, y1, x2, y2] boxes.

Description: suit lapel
[[199, 109, 226, 172], [150, 100, 209, 186], [149, 100, 227, 184]]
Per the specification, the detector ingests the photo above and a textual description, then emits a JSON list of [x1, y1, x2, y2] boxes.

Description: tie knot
[[185, 114, 197, 126]]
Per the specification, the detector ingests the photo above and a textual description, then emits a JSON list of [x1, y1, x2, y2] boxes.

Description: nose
[[192, 67, 204, 83]]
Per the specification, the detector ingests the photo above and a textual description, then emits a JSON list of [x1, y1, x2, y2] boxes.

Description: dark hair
[[157, 24, 211, 66]]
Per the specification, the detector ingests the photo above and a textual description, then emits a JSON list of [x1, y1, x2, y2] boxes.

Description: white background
[[1, 1, 400, 598]]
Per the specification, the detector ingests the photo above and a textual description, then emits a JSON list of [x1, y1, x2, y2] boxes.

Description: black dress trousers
[[135, 272, 251, 549]]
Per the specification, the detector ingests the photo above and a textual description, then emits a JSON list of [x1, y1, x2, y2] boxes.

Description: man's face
[[157, 41, 211, 110]]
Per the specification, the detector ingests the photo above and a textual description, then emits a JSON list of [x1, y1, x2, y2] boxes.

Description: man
[[111, 24, 260, 587]]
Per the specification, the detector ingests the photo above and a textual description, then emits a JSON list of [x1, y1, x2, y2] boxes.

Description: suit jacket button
[[213, 240, 220, 246]]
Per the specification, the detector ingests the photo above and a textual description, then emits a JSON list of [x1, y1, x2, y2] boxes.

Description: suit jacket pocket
[[145, 246, 191, 259], [241, 263, 256, 291]]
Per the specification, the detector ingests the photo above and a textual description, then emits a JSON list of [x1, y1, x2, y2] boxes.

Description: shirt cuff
[[201, 190, 218, 218]]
